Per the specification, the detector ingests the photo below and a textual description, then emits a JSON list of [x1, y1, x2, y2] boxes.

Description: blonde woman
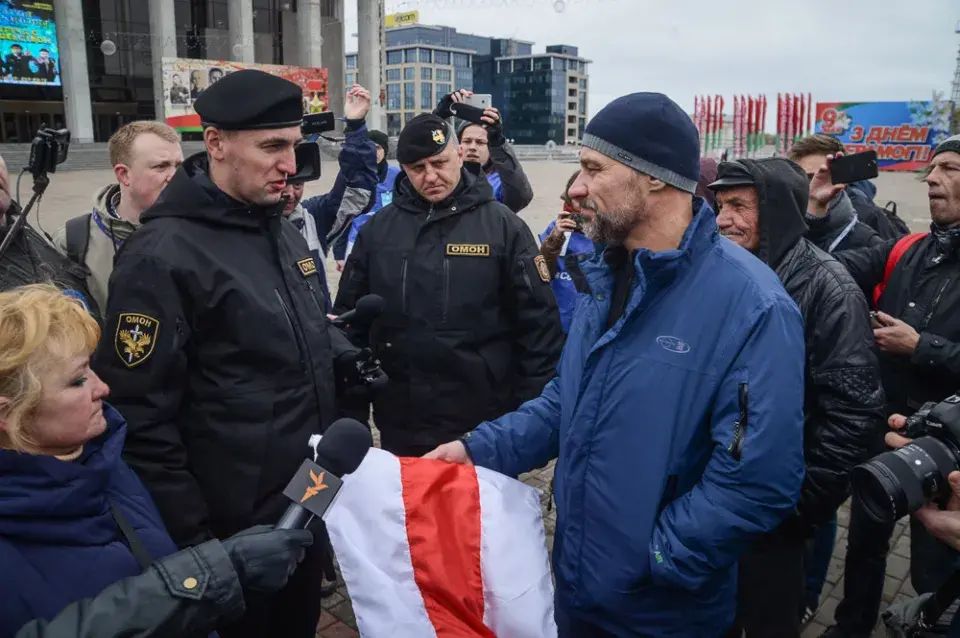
[[0, 284, 179, 636]]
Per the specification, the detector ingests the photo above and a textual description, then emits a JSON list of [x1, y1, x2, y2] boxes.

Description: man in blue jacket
[[279, 84, 378, 309], [426, 92, 807, 637]]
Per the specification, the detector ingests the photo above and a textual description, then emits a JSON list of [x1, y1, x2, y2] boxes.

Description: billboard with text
[[161, 57, 329, 133], [815, 101, 953, 171], [0, 0, 60, 86]]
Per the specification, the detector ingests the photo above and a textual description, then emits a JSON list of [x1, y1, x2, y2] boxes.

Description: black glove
[[335, 348, 388, 398], [221, 525, 314, 592], [434, 92, 456, 119], [485, 119, 505, 147]]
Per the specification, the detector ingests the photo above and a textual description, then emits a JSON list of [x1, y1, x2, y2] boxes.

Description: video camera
[[27, 127, 70, 180], [852, 394, 960, 524], [290, 112, 338, 185]]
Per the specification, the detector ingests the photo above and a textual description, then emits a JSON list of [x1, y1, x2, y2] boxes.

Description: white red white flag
[[324, 447, 557, 638]]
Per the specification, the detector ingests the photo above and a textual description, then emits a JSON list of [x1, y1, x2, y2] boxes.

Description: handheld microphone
[[276, 419, 373, 530], [331, 294, 384, 328]]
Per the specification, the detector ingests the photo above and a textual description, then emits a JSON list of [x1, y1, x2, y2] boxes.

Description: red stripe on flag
[[399, 458, 495, 638]]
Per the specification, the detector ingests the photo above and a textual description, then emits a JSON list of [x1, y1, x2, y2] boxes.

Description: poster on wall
[[161, 57, 329, 133], [0, 0, 61, 86], [815, 100, 954, 171]]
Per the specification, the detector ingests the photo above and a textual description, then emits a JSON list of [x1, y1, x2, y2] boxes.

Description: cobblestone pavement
[[4, 159, 933, 638]]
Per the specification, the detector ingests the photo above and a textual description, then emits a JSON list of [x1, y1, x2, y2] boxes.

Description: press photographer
[[0, 131, 98, 318], [434, 89, 534, 213], [90, 69, 381, 638], [852, 398, 960, 636]]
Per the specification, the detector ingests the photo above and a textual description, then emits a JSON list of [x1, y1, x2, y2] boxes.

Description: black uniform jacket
[[93, 152, 355, 548], [335, 169, 563, 448]]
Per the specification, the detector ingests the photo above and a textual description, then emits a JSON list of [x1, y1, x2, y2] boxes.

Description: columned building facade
[[1, 0, 382, 143]]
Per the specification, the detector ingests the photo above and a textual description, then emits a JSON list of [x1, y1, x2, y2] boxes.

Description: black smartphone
[[830, 150, 879, 185], [448, 102, 487, 126]]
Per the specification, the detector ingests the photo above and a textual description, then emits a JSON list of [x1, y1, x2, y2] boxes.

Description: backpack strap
[[872, 232, 927, 308], [110, 501, 154, 572], [64, 213, 92, 265]]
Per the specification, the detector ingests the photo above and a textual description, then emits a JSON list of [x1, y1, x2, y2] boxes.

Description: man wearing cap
[[435, 89, 534, 213], [93, 69, 369, 638], [817, 137, 960, 638], [335, 113, 563, 457], [707, 157, 883, 637], [425, 93, 806, 636]]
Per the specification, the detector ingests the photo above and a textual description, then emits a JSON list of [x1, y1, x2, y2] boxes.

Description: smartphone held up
[[830, 150, 879, 185]]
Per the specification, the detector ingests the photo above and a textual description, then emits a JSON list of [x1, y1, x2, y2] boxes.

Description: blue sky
[[344, 0, 958, 126]]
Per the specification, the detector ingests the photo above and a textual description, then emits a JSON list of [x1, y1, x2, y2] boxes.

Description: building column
[[356, 0, 385, 132], [321, 0, 345, 131], [53, 0, 94, 142], [148, 0, 176, 125], [297, 0, 323, 68], [228, 0, 255, 63]]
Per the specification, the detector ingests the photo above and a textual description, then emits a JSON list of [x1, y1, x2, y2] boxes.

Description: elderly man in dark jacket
[[710, 157, 885, 638]]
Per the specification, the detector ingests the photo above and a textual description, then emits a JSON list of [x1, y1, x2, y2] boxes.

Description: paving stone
[[884, 554, 911, 580], [320, 592, 344, 610], [815, 595, 840, 626], [316, 610, 338, 630], [329, 600, 357, 630], [891, 534, 911, 559], [825, 557, 845, 586], [882, 574, 904, 603], [802, 620, 828, 638], [317, 621, 360, 638]]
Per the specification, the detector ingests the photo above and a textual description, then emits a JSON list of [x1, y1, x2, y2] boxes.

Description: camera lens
[[851, 436, 960, 523]]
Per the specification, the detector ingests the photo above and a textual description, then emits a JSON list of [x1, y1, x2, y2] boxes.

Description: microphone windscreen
[[354, 294, 384, 322], [315, 419, 373, 477]]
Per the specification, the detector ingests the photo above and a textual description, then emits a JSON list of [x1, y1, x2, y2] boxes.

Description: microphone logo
[[300, 470, 329, 503]]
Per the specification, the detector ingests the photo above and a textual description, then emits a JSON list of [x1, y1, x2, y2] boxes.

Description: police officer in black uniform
[[335, 113, 563, 456], [92, 69, 371, 638]]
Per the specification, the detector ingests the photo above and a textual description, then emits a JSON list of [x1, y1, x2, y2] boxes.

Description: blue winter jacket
[[464, 202, 806, 636], [537, 222, 596, 333], [345, 163, 400, 260], [0, 405, 178, 638], [300, 122, 379, 308]]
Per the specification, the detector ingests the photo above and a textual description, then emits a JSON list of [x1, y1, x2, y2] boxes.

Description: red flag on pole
[[793, 94, 801, 144], [785, 93, 794, 152], [693, 96, 699, 134], [761, 95, 768, 149], [807, 93, 813, 135], [776, 93, 783, 154], [718, 95, 724, 152], [798, 97, 805, 142], [706, 96, 713, 151], [746, 96, 753, 155]]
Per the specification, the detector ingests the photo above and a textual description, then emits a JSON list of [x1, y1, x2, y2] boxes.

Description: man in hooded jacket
[[709, 157, 885, 637], [92, 70, 369, 638]]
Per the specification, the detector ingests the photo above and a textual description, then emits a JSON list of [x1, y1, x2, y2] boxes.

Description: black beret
[[367, 129, 390, 153], [194, 69, 304, 131], [397, 114, 451, 164]]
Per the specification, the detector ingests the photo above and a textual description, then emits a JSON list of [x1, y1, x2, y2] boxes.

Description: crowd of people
[[0, 64, 959, 638]]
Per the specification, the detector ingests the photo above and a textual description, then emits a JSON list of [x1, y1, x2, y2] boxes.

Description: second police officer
[[93, 69, 378, 638], [335, 113, 563, 457]]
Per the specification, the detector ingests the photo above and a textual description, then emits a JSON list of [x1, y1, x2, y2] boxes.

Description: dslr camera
[[852, 394, 960, 523]]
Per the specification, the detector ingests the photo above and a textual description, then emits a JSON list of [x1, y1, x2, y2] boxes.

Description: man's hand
[[872, 311, 920, 356], [551, 211, 578, 237], [344, 84, 372, 121], [423, 441, 473, 465], [808, 153, 846, 216], [884, 413, 913, 449], [914, 471, 960, 552]]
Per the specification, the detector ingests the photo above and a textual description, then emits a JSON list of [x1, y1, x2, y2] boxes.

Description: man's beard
[[583, 195, 645, 246]]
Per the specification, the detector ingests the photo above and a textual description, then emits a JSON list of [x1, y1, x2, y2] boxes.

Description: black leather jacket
[[15, 539, 241, 638], [726, 159, 886, 533]]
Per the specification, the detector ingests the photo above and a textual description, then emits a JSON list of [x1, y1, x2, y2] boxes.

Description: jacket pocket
[[274, 289, 304, 366], [442, 258, 450, 322], [400, 258, 408, 315], [730, 382, 749, 461], [656, 474, 679, 516]]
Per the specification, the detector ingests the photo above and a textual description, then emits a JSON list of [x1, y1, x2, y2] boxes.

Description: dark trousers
[[727, 532, 806, 638], [380, 436, 436, 458], [217, 523, 334, 638]]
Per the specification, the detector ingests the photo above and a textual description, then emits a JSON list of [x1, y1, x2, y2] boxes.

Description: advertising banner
[[385, 10, 419, 28], [0, 0, 60, 86], [161, 57, 329, 133], [815, 101, 954, 171]]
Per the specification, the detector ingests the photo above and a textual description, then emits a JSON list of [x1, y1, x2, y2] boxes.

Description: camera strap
[[110, 501, 154, 573]]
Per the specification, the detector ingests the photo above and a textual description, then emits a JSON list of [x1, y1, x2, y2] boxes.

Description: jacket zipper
[[400, 258, 409, 315], [730, 382, 748, 461], [920, 276, 955, 331], [519, 259, 534, 291], [274, 288, 305, 366], [442, 258, 450, 321]]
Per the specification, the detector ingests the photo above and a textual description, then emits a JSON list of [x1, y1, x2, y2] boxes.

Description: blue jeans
[[804, 512, 838, 609]]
